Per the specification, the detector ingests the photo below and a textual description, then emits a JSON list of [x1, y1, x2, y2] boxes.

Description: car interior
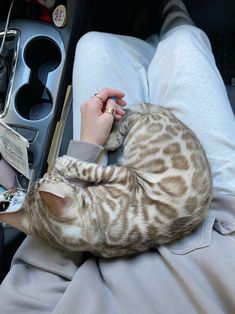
[[0, 0, 235, 282]]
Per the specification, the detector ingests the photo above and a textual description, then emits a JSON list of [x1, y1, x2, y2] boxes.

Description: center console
[[0, 21, 66, 187]]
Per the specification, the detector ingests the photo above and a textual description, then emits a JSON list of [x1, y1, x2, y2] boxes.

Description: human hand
[[80, 87, 127, 146]]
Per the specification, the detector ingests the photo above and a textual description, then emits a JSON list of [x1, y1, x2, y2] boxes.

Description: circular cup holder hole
[[24, 37, 62, 71], [15, 85, 53, 120]]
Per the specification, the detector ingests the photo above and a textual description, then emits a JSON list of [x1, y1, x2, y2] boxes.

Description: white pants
[[72, 25, 235, 199]]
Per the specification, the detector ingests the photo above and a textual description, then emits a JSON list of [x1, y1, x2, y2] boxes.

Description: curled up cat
[[0, 103, 213, 258]]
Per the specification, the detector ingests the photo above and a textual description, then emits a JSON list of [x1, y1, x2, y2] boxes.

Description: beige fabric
[[0, 141, 234, 314]]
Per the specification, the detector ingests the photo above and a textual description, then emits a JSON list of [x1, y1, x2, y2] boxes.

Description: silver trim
[[0, 29, 20, 119]]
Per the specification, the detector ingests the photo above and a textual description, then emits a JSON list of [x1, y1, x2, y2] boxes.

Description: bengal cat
[[0, 103, 213, 257]]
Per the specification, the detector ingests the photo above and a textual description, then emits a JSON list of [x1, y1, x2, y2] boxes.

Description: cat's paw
[[104, 133, 123, 151]]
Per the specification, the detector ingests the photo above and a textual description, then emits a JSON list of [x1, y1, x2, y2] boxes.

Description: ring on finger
[[104, 107, 116, 117], [94, 93, 104, 104]]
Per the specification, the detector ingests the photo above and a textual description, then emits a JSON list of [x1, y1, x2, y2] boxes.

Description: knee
[[164, 25, 211, 51], [75, 31, 113, 59]]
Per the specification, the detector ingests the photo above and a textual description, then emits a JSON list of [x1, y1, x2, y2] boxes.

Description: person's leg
[[148, 0, 235, 197], [72, 31, 156, 140], [160, 0, 195, 36]]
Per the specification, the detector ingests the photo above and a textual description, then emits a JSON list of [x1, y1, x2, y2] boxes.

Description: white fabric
[[72, 32, 157, 139]]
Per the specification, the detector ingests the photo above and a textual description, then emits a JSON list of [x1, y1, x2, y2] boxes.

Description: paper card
[[0, 121, 30, 179]]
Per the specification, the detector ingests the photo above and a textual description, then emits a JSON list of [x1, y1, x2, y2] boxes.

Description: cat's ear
[[39, 191, 66, 217], [0, 208, 28, 233], [38, 182, 73, 218]]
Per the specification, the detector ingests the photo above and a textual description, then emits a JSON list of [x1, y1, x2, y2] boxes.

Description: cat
[[0, 103, 213, 258]]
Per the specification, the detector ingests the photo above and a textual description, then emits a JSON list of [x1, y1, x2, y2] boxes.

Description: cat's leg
[[105, 101, 162, 152], [104, 110, 142, 151], [55, 156, 127, 184], [159, 0, 195, 37]]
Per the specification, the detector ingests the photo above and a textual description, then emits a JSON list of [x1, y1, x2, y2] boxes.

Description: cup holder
[[16, 84, 53, 120], [15, 37, 62, 120], [24, 37, 61, 71]]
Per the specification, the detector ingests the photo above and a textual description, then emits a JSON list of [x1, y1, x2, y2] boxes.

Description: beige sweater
[[0, 140, 234, 314]]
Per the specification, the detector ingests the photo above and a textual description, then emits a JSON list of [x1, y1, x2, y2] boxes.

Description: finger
[[108, 97, 126, 118], [114, 114, 123, 120], [81, 97, 104, 115], [111, 96, 127, 107], [103, 99, 126, 121], [102, 98, 117, 120], [105, 98, 116, 111], [115, 107, 126, 117], [96, 87, 125, 103], [92, 94, 105, 106], [115, 98, 127, 106]]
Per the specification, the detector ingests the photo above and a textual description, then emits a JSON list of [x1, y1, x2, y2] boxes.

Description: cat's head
[[0, 180, 82, 250]]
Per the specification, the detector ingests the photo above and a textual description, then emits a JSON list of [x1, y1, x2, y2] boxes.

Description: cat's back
[[121, 104, 212, 204], [122, 105, 205, 166]]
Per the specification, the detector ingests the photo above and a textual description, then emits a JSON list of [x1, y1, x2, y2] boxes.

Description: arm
[[54, 87, 126, 188], [66, 140, 104, 187], [67, 140, 103, 162]]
